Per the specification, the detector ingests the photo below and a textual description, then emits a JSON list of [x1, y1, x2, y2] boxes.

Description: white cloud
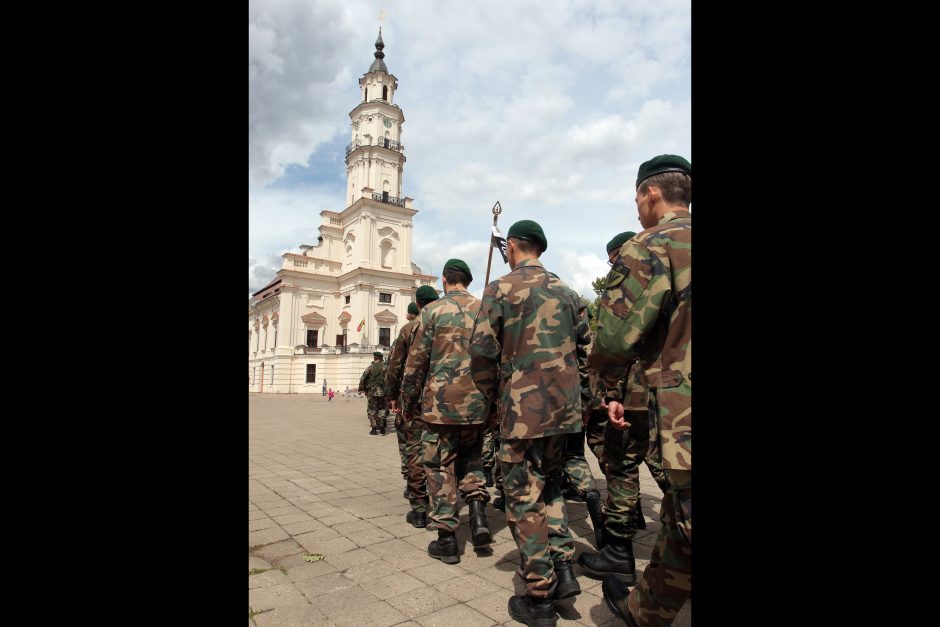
[[556, 250, 611, 299], [249, 0, 691, 300]]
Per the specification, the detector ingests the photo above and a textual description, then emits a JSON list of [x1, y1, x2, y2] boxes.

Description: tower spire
[[369, 27, 388, 73]]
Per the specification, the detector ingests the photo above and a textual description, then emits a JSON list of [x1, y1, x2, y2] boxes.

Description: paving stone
[[363, 570, 426, 600], [432, 573, 502, 602], [249, 582, 308, 612], [249, 526, 290, 548], [251, 539, 304, 562], [386, 586, 458, 619], [415, 603, 497, 627]]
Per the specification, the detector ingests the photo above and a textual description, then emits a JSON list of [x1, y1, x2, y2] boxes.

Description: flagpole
[[484, 201, 502, 286]]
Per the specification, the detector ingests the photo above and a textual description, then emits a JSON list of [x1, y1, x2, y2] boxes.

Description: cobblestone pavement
[[249, 393, 691, 626]]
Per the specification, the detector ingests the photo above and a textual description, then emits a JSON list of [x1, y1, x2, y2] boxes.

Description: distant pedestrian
[[328, 388, 335, 402], [322, 380, 327, 396]]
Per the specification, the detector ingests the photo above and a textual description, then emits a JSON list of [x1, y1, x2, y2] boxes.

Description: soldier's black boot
[[427, 529, 459, 564], [562, 482, 584, 502], [585, 489, 606, 550], [635, 497, 646, 530], [379, 425, 386, 435], [406, 509, 427, 528], [483, 467, 493, 487], [468, 500, 492, 546], [602, 576, 640, 627], [369, 427, 377, 435], [492, 489, 505, 512], [508, 595, 557, 627], [552, 560, 581, 600], [576, 535, 636, 584]]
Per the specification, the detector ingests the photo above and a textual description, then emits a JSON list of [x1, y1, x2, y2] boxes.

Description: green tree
[[586, 274, 608, 332]]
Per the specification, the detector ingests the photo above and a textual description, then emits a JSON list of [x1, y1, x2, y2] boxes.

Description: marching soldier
[[358, 352, 388, 435], [389, 302, 420, 492], [386, 290, 439, 528], [401, 260, 492, 565], [470, 220, 589, 627], [593, 155, 692, 627]]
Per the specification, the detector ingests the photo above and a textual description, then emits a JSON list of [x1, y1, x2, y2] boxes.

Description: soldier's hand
[[607, 401, 631, 430], [582, 409, 591, 426], [389, 399, 399, 413]]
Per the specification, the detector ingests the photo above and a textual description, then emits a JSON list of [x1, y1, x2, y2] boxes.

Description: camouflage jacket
[[591, 209, 691, 470], [469, 258, 588, 440], [384, 318, 420, 402], [400, 290, 488, 424], [358, 361, 387, 397]]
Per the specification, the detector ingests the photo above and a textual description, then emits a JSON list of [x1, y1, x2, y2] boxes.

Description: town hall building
[[249, 29, 436, 393]]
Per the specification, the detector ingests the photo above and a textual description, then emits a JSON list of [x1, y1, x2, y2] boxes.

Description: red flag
[[356, 318, 365, 332]]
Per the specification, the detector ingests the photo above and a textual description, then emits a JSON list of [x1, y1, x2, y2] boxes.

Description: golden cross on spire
[[378, 9, 386, 24]]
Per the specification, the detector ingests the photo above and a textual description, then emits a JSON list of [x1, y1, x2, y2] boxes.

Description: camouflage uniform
[[358, 360, 388, 432], [600, 360, 669, 539], [593, 209, 692, 626], [385, 318, 428, 513], [562, 318, 601, 497], [401, 289, 490, 533], [469, 258, 589, 599], [482, 426, 498, 477]]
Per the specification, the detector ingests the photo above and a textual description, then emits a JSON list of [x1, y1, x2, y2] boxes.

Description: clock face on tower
[[383, 117, 393, 128]]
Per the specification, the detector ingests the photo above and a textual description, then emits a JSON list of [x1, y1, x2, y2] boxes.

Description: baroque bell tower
[[345, 27, 406, 207]]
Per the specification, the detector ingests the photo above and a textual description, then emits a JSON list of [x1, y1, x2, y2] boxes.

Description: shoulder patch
[[605, 262, 630, 288]]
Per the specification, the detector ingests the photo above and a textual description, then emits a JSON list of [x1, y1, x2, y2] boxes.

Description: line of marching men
[[357, 154, 691, 627]]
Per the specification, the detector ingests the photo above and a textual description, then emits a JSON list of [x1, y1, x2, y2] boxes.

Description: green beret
[[373, 351, 383, 357], [636, 154, 692, 188], [606, 231, 637, 255], [407, 302, 419, 316], [443, 258, 472, 283], [507, 219, 547, 253], [415, 285, 440, 303]]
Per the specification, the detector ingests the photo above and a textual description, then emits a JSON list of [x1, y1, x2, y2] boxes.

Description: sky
[[249, 0, 691, 300]]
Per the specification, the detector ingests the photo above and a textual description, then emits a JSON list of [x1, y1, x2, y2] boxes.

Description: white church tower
[[248, 29, 436, 393]]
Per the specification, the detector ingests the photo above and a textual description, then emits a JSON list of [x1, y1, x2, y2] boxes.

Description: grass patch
[[249, 607, 272, 620]]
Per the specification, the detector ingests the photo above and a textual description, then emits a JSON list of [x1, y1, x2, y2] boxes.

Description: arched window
[[382, 85, 388, 100]]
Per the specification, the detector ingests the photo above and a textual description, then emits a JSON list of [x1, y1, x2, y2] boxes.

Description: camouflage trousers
[[585, 408, 607, 467], [482, 427, 498, 470], [604, 409, 668, 541], [484, 427, 504, 495], [366, 396, 388, 430], [404, 415, 428, 513], [627, 469, 692, 627], [420, 422, 489, 532], [394, 410, 409, 481], [562, 430, 596, 495], [500, 434, 574, 599]]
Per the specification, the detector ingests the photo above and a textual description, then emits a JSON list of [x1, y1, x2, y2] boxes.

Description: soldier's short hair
[[509, 237, 542, 256], [638, 171, 691, 207], [443, 268, 470, 287]]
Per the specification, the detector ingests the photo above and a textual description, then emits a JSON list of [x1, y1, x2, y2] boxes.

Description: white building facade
[[249, 29, 436, 393]]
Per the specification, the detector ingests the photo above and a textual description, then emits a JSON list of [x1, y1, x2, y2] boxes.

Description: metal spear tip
[[492, 201, 502, 215]]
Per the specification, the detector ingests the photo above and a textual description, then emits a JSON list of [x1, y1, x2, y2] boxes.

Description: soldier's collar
[[513, 258, 544, 269], [658, 209, 692, 225]]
